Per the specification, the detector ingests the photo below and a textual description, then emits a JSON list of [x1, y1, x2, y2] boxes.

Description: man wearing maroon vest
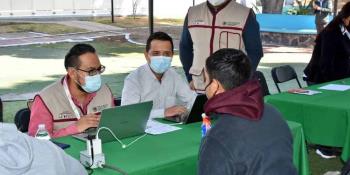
[[28, 44, 114, 138]]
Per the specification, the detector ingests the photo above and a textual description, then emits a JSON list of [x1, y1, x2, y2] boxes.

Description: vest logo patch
[[92, 104, 109, 113], [192, 19, 205, 25], [58, 111, 75, 120], [223, 21, 240, 26]]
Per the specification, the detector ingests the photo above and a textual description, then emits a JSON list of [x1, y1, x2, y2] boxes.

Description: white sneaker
[[316, 149, 337, 159], [323, 171, 340, 175]]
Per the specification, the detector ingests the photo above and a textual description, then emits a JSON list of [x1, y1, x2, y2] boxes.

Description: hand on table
[[76, 114, 100, 133], [165, 106, 187, 118]]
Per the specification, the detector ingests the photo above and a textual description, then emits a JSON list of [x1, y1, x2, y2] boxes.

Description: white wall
[[153, 0, 205, 18], [0, 0, 206, 18]]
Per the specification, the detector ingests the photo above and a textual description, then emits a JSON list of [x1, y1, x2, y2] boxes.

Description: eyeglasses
[[76, 65, 105, 76]]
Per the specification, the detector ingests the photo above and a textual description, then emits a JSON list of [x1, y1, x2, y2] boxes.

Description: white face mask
[[208, 0, 226, 6]]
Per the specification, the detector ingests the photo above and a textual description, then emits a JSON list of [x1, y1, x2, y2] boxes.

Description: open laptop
[[164, 94, 207, 124], [73, 101, 153, 143]]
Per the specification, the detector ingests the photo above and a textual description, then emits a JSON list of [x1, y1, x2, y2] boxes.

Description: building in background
[[0, 0, 206, 19]]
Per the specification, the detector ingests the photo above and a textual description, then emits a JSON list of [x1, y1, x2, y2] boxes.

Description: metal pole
[[31, 0, 35, 15], [193, 0, 195, 6], [10, 0, 13, 15], [333, 0, 338, 15], [111, 0, 115, 23], [148, 0, 154, 34], [73, 0, 76, 14], [52, 0, 56, 14]]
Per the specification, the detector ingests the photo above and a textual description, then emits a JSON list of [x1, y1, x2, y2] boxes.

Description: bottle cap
[[38, 124, 45, 129]]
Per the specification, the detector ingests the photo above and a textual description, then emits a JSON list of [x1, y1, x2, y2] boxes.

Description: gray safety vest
[[39, 77, 113, 131], [188, 1, 250, 90]]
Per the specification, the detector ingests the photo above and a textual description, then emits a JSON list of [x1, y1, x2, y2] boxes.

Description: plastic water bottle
[[35, 124, 51, 140], [201, 113, 211, 137]]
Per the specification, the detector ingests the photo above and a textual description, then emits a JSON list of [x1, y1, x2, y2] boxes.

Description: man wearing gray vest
[[28, 44, 114, 138], [180, 0, 263, 91]]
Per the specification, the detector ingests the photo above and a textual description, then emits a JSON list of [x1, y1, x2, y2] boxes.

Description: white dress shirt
[[121, 64, 197, 118]]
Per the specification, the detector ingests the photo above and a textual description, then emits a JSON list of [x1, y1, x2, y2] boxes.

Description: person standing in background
[[313, 0, 333, 34], [180, 0, 263, 92]]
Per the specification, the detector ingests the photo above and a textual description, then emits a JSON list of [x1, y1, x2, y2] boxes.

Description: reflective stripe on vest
[[188, 1, 250, 90], [39, 77, 113, 131]]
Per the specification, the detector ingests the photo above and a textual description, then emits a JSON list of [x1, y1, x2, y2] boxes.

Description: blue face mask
[[149, 56, 172, 74], [81, 74, 102, 93]]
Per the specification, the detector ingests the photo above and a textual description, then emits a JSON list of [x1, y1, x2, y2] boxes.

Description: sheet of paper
[[318, 84, 350, 91], [145, 119, 181, 135]]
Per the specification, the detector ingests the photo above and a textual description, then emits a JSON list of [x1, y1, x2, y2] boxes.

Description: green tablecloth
[[288, 121, 310, 175], [265, 78, 350, 161], [57, 121, 309, 175]]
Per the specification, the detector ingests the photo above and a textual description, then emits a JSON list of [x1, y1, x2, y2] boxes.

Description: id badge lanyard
[[63, 77, 81, 119]]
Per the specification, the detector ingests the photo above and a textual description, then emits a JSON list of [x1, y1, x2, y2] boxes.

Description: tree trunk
[[261, 0, 285, 13]]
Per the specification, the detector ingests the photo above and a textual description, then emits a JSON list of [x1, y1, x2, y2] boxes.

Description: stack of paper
[[145, 120, 181, 135], [319, 84, 350, 91]]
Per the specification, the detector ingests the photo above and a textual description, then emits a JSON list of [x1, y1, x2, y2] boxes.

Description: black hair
[[325, 2, 350, 32], [64, 43, 96, 70], [146, 31, 174, 53], [205, 48, 251, 90]]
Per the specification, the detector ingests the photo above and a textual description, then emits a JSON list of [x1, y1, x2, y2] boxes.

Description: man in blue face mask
[[180, 0, 263, 92], [28, 44, 114, 138], [121, 32, 197, 119]]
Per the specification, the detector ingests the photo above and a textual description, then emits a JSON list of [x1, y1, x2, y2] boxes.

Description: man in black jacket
[[198, 48, 297, 175]]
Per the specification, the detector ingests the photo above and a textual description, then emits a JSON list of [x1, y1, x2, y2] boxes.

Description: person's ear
[[144, 51, 151, 64], [212, 79, 225, 91], [67, 67, 77, 80]]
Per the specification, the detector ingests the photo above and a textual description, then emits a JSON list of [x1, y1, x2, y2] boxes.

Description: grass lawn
[[0, 35, 146, 98], [0, 22, 87, 34], [94, 16, 184, 28], [309, 148, 344, 174]]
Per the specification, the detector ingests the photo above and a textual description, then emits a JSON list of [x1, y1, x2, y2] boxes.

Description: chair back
[[253, 71, 270, 96], [14, 99, 33, 133], [271, 65, 302, 92], [14, 108, 30, 132]]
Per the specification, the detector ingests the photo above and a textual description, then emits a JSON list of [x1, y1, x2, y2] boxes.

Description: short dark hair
[[146, 31, 174, 53], [64, 43, 96, 70], [205, 48, 251, 90]]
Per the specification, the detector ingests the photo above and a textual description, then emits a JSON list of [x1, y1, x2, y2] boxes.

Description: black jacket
[[198, 104, 297, 175], [304, 26, 350, 84]]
